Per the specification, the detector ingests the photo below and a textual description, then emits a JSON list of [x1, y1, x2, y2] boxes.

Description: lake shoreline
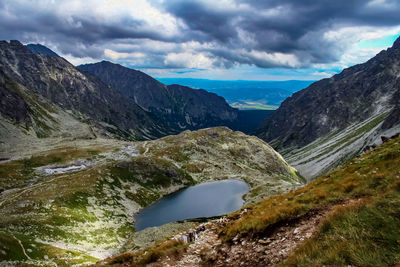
[[134, 179, 250, 231]]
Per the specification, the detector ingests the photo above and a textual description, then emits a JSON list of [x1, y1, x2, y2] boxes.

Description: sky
[[1, 0, 400, 80]]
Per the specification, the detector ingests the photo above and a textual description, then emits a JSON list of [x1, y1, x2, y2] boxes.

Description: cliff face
[[257, 37, 400, 178], [0, 40, 170, 141], [78, 61, 238, 131]]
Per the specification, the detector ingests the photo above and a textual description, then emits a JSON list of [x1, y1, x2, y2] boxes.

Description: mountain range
[[0, 40, 166, 143], [0, 40, 253, 148]]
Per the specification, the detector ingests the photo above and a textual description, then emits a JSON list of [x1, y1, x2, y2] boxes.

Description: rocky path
[[148, 219, 228, 267], [151, 198, 362, 266]]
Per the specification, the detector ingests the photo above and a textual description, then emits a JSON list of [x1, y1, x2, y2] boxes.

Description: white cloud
[[164, 52, 214, 68], [311, 71, 334, 77], [104, 49, 144, 61], [63, 55, 100, 66]]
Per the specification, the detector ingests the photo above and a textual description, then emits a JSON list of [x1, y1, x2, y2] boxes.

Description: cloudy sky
[[1, 0, 400, 80]]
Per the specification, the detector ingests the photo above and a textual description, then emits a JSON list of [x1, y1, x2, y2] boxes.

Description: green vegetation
[[0, 127, 306, 265], [125, 188, 160, 207], [0, 147, 101, 190], [0, 231, 98, 265], [97, 239, 188, 267], [220, 136, 400, 266], [183, 162, 207, 173], [154, 145, 190, 162], [283, 192, 400, 266], [110, 156, 195, 189], [141, 127, 303, 204], [0, 160, 119, 264]]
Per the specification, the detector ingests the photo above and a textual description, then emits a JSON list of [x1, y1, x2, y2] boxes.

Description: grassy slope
[[221, 136, 400, 266]]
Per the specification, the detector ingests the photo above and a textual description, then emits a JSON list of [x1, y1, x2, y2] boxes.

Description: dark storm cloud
[[0, 0, 399, 68], [161, 1, 238, 43], [164, 0, 400, 66]]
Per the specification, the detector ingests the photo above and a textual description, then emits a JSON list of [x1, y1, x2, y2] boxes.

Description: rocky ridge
[[0, 40, 255, 147]]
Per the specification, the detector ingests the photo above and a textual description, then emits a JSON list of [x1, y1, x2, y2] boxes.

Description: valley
[[158, 78, 314, 110], [0, 33, 399, 267]]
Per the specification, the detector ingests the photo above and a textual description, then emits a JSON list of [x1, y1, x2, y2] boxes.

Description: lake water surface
[[134, 179, 249, 231]]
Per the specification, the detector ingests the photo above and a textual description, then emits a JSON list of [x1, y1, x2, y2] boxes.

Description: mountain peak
[[100, 60, 114, 65], [9, 40, 24, 46], [26, 43, 59, 57], [0, 40, 24, 49]]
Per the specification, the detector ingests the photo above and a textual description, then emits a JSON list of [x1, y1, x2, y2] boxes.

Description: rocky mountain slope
[[257, 37, 400, 179], [0, 40, 170, 143], [0, 127, 302, 266], [78, 61, 238, 131], [98, 135, 400, 267], [0, 68, 98, 155]]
